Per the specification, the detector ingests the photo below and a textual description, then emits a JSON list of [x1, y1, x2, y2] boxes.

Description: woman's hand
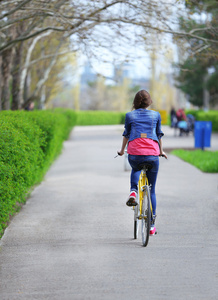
[[117, 150, 124, 156], [160, 151, 168, 159]]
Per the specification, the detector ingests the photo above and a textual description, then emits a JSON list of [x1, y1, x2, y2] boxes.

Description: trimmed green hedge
[[186, 110, 218, 132], [76, 110, 126, 125], [76, 110, 168, 125], [0, 109, 77, 237]]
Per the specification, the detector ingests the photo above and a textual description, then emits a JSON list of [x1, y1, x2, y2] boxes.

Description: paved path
[[0, 125, 217, 300]]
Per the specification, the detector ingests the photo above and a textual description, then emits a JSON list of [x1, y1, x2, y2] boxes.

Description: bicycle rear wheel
[[141, 186, 151, 247]]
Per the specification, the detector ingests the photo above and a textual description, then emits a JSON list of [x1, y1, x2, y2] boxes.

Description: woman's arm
[[118, 136, 129, 156], [159, 138, 167, 159]]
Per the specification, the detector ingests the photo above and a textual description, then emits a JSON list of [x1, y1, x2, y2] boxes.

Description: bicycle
[[133, 163, 155, 247], [115, 152, 165, 246]]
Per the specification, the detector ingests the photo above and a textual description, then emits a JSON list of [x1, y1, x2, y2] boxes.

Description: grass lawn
[[171, 149, 218, 173]]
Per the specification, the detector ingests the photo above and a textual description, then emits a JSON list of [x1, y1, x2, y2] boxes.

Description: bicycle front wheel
[[141, 186, 151, 247]]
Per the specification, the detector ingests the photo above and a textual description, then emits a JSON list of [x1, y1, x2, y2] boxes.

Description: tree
[[178, 0, 218, 57], [11, 21, 25, 109], [206, 64, 218, 106], [150, 48, 176, 111], [42, 51, 79, 109], [174, 0, 218, 108], [1, 1, 217, 53], [1, 0, 218, 110], [18, 30, 54, 107], [175, 58, 207, 107]]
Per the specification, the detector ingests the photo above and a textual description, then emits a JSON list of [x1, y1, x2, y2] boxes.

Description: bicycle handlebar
[[115, 152, 167, 159]]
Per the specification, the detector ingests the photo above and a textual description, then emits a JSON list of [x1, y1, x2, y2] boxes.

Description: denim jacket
[[122, 108, 164, 143]]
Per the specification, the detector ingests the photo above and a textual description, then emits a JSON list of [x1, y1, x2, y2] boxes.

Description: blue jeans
[[128, 155, 159, 216]]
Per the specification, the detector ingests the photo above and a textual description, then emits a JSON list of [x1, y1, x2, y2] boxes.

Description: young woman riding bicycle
[[118, 90, 167, 235]]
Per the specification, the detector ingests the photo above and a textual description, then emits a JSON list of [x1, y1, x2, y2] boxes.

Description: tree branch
[[27, 49, 78, 67], [0, 26, 66, 53], [189, 26, 218, 34], [84, 17, 218, 44], [0, 0, 32, 20]]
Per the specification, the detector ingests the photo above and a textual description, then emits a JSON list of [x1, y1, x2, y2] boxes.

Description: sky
[[78, 34, 178, 83], [70, 0, 187, 83]]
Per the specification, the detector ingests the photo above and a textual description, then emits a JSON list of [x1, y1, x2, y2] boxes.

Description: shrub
[[26, 111, 69, 169], [76, 110, 125, 125], [186, 110, 218, 132], [0, 110, 77, 237], [76, 110, 168, 126], [0, 115, 44, 236], [196, 111, 218, 132]]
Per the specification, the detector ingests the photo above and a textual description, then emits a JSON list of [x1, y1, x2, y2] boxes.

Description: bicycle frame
[[138, 170, 153, 218]]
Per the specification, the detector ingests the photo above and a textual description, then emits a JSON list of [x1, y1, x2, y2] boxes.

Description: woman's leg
[[128, 155, 159, 213], [130, 168, 141, 192], [128, 155, 141, 192], [146, 158, 159, 216]]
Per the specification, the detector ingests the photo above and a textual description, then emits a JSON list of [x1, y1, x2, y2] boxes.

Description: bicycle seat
[[138, 163, 153, 171]]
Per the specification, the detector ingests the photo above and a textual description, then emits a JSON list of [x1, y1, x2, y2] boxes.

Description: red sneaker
[[150, 226, 156, 235], [126, 191, 138, 206]]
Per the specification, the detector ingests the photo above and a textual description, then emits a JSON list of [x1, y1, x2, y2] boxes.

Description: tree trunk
[[23, 41, 63, 109], [20, 31, 52, 107], [2, 48, 13, 110], [11, 41, 23, 110], [203, 72, 210, 111], [11, 21, 25, 110]]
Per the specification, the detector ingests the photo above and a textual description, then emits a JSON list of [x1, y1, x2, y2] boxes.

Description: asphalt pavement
[[0, 125, 217, 300]]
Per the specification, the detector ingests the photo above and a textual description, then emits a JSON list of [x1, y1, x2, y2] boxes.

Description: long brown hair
[[132, 90, 152, 109]]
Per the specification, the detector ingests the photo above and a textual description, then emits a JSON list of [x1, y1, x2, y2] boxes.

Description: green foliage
[[26, 110, 77, 169], [175, 59, 218, 108], [207, 68, 218, 106], [0, 109, 77, 237], [186, 110, 218, 132], [175, 58, 207, 107], [180, 0, 218, 56], [76, 110, 168, 126], [185, 0, 218, 14], [172, 149, 218, 173], [76, 111, 126, 126], [174, 0, 218, 107]]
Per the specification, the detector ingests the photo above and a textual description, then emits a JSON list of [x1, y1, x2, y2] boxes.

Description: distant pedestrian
[[25, 102, 35, 111], [176, 108, 187, 122], [170, 107, 177, 128], [176, 108, 188, 136]]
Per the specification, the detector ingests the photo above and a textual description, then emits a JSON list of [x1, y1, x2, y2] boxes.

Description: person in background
[[170, 107, 177, 128], [25, 102, 35, 111], [176, 108, 187, 122], [176, 108, 187, 136], [117, 90, 167, 236]]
